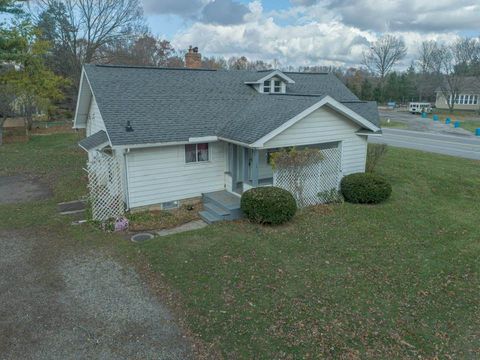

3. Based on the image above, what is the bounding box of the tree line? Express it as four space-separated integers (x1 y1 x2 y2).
1 0 479 138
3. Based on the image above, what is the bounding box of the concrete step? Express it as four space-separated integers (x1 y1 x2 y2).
204 202 230 217
202 191 244 221
203 191 240 211
199 210 223 224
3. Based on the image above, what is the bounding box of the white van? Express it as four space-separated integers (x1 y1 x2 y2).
409 102 432 114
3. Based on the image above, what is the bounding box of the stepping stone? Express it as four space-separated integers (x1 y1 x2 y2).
58 200 86 215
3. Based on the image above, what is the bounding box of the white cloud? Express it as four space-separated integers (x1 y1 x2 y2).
201 0 251 25
313 0 479 33
168 0 476 68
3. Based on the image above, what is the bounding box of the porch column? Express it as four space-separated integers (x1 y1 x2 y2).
251 149 259 187
231 144 238 189
243 148 249 182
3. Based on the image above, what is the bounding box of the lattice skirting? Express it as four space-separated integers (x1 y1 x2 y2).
273 147 342 207
87 151 124 221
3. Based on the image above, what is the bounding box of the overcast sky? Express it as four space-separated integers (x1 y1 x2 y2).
142 0 479 68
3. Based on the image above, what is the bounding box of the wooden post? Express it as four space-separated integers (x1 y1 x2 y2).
231 144 237 190
252 149 259 187
243 147 249 182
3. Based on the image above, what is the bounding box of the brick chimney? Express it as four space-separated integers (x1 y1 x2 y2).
185 46 202 69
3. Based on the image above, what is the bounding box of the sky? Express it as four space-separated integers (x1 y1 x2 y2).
142 0 480 68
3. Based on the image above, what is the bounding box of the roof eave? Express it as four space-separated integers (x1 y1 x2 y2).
250 95 381 148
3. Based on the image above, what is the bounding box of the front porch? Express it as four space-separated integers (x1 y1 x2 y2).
224 141 344 207
225 144 274 195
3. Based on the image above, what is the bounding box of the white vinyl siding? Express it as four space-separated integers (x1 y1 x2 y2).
258 150 272 179
126 142 226 208
263 106 367 175
86 97 106 136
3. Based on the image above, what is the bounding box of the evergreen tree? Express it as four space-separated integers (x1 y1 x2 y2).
360 78 373 101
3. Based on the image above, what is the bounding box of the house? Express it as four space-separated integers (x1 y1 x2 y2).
73 50 381 222
435 77 480 111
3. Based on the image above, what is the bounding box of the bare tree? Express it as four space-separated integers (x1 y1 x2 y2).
202 56 227 70
228 56 249 70
362 35 407 82
37 0 145 80
101 35 177 67
415 40 442 101
418 41 440 74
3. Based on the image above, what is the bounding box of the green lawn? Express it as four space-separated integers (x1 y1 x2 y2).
380 118 408 129
1 134 479 358
135 148 480 358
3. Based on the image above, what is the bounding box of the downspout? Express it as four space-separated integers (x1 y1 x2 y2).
123 148 131 210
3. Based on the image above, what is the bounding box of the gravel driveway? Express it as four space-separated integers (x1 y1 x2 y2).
0 229 192 359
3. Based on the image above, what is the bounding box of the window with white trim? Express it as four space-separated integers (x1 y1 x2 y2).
262 78 285 93
273 80 282 93
185 143 209 163
263 80 271 93
449 94 479 105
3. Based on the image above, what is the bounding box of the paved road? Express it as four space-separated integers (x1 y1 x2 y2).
369 128 480 160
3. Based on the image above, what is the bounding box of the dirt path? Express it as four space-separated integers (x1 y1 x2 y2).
0 228 193 359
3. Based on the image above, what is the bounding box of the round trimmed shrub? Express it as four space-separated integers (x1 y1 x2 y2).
241 187 297 225
340 173 392 204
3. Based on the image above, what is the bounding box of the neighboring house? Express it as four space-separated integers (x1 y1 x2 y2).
73 51 380 221
435 77 480 111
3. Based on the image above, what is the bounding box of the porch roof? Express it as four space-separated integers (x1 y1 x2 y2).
79 130 110 151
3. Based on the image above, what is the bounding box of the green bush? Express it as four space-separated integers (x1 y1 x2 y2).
241 187 297 225
340 173 392 204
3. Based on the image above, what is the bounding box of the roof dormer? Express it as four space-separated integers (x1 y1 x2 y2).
245 70 295 94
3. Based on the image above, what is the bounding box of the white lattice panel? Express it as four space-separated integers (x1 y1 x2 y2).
87 151 124 221
273 146 342 207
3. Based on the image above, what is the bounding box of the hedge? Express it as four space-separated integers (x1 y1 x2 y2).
340 173 392 204
241 187 297 225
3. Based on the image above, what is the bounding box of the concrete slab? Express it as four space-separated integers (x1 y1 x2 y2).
155 220 207 237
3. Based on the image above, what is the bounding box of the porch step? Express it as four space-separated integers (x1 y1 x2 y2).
204 202 230 217
199 210 223 224
203 190 240 211
202 190 243 222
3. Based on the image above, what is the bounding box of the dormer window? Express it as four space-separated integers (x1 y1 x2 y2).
262 78 285 93
245 70 295 94
263 80 271 93
273 80 282 93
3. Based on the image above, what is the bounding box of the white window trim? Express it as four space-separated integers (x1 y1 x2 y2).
449 94 479 105
262 77 286 94
184 142 211 164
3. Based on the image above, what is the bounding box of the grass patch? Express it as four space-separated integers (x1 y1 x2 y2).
135 149 480 358
1 133 479 358
380 118 408 129
0 133 88 230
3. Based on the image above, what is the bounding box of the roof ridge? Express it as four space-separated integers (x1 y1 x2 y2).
92 64 217 72
283 71 330 75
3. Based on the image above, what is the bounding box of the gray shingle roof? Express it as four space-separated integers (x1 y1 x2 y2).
78 130 109 150
83 64 379 146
